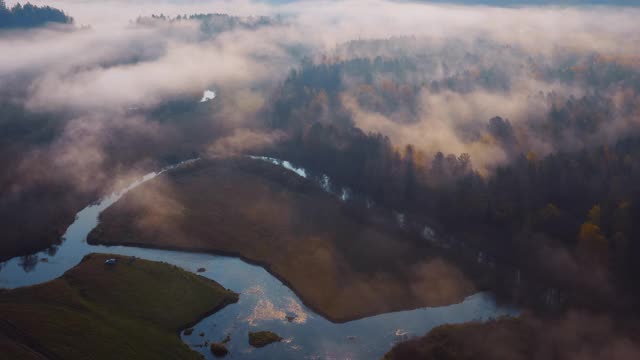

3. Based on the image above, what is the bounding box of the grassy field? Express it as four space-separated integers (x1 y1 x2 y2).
0 253 238 360
89 157 474 322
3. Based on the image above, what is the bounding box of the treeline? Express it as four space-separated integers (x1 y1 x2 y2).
269 57 420 129
273 115 640 313
541 54 640 91
0 1 73 30
135 13 277 36
270 55 640 150
264 55 640 312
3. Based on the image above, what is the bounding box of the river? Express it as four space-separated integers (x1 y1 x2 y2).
0 158 518 359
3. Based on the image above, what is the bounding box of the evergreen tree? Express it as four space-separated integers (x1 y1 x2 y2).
0 2 73 30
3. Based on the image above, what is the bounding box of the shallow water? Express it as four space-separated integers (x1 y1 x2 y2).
0 159 518 359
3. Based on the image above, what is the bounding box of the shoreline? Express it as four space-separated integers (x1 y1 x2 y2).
86 238 474 324
176 290 240 338
0 202 86 263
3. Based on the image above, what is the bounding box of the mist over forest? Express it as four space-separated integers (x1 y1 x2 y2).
2 0 640 359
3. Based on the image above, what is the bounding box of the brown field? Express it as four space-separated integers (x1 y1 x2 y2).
89 157 475 322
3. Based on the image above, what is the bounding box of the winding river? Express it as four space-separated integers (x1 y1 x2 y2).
0 159 519 359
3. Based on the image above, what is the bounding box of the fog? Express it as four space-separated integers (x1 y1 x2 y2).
1 0 639 218
4 1 639 107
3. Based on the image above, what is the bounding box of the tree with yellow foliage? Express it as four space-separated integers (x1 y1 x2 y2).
578 205 608 265
587 204 601 226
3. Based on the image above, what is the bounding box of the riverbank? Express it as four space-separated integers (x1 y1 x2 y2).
0 187 94 263
382 310 640 360
89 157 476 322
382 317 529 360
0 253 238 359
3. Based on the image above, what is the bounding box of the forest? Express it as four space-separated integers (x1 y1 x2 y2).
0 1 72 29
259 47 640 316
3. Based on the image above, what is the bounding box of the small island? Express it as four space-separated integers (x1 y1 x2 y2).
248 331 283 348
209 342 229 357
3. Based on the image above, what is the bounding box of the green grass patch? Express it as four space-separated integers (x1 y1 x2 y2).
0 254 238 360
